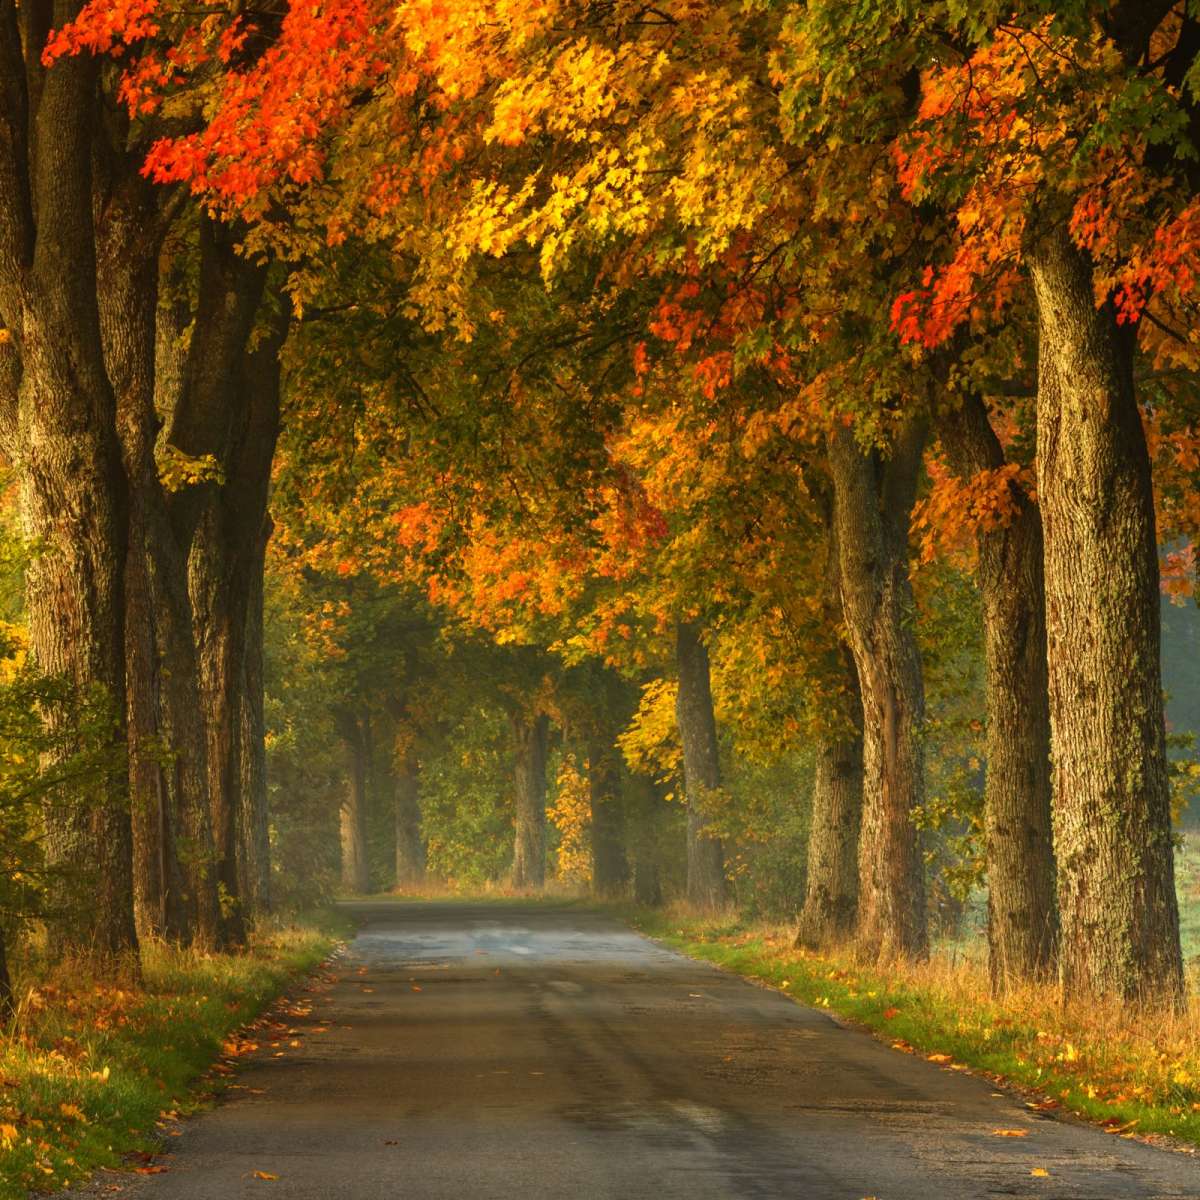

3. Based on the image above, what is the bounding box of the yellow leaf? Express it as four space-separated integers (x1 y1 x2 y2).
0 1123 18 1147
1031 1167 1050 1177
252 1171 279 1181
58 1104 87 1123
991 1128 1029 1137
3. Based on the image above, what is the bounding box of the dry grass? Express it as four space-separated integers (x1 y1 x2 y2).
0 918 339 1199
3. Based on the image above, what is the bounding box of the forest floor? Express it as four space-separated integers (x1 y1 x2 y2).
42 900 1200 1200
0 918 342 1200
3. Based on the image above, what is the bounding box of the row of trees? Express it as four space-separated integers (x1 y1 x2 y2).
1 0 1198 1013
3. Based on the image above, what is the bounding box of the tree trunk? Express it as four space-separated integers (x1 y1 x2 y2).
124 525 169 941
512 712 549 890
675 622 727 910
588 738 629 899
177 243 280 946
827 419 928 962
796 653 863 949
238 519 272 918
0 44 138 960
629 774 664 907
941 392 1057 989
338 712 370 895
98 175 221 951
1029 226 1184 1005
795 491 863 950
394 750 426 889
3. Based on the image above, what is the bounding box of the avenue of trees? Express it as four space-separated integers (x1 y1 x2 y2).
1 0 1200 1015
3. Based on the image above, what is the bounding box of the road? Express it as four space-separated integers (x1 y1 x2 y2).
82 902 1200 1199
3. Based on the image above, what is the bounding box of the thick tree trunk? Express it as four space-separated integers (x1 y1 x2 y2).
394 750 426 889
0 46 138 960
338 712 370 895
795 654 863 949
675 622 727 910
512 712 549 890
588 738 629 899
1029 227 1184 1005
827 420 928 962
941 393 1057 988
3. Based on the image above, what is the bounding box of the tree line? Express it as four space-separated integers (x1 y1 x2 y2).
1 0 1199 1014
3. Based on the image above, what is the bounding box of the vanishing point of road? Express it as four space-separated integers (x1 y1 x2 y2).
78 903 1200 1199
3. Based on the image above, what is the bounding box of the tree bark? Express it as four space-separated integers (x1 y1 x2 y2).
175 241 279 945
940 392 1058 988
97 169 223 951
795 652 863 949
0 32 137 960
394 749 426 889
1029 226 1184 1005
512 712 549 890
827 419 928 962
238 520 272 918
337 710 370 895
588 737 629 899
675 622 727 910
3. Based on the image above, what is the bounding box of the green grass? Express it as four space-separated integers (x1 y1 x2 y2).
0 916 342 1198
617 902 1200 1150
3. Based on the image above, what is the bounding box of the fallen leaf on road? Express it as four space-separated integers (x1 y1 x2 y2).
134 1166 168 1175
411 985 422 992
1103 1119 1139 1135
992 1129 1029 1138
252 1171 278 1180
1031 1168 1050 1177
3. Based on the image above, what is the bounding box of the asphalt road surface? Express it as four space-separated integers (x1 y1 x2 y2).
80 902 1200 1199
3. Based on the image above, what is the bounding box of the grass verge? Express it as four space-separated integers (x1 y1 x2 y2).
0 914 344 1199
619 904 1200 1151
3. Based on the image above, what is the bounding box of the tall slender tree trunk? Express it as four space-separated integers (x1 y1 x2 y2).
796 493 863 950
796 654 863 949
238 519 272 918
394 750 426 889
124 529 169 941
941 392 1057 989
827 419 928 962
98 175 221 951
675 622 727 910
1029 227 1184 1005
588 737 629 899
512 712 549 890
337 711 370 895
173 239 279 945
